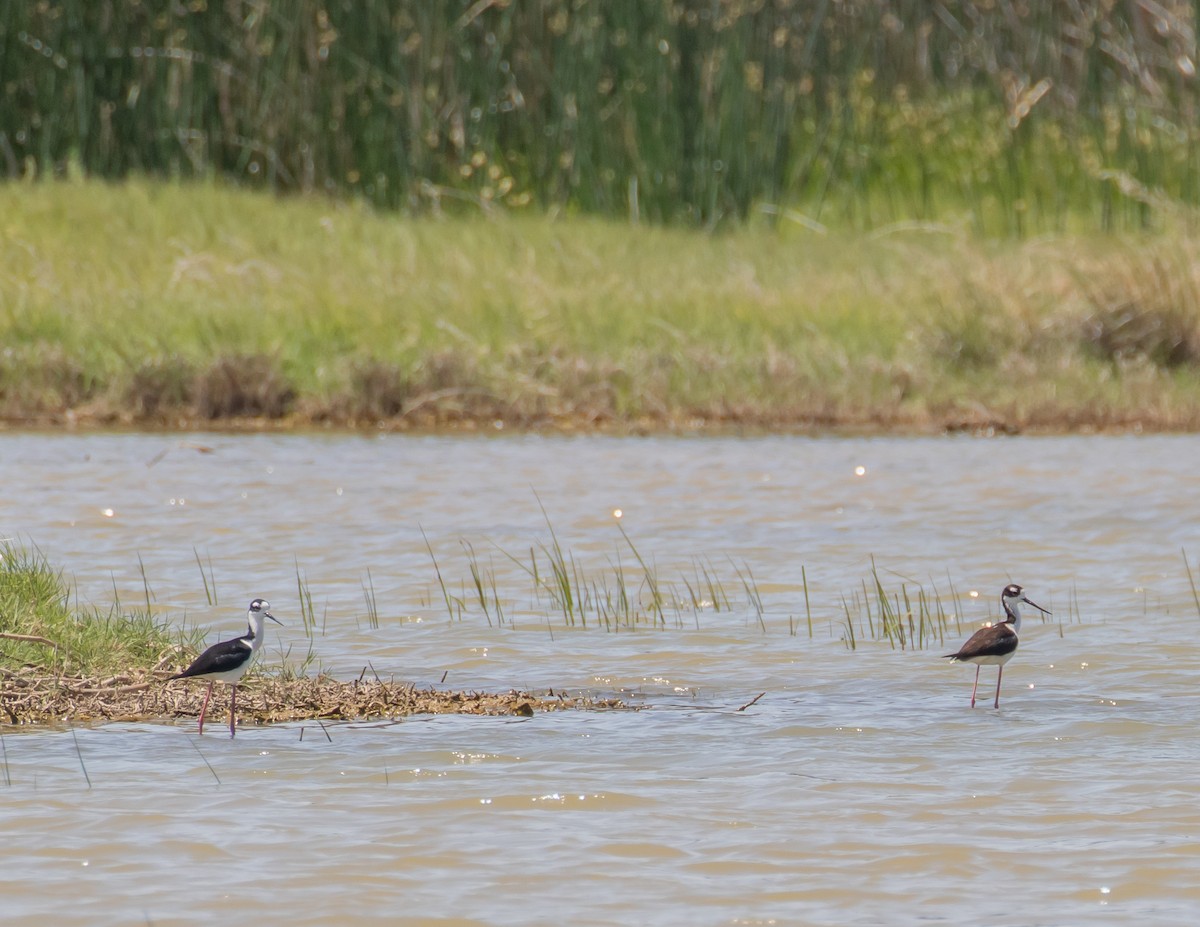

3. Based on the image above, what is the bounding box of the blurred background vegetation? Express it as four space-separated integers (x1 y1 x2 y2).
3 0 1199 234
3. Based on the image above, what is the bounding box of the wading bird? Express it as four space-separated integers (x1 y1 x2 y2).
170 598 281 736
944 584 1049 708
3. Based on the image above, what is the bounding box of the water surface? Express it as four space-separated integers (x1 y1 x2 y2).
2 433 1199 925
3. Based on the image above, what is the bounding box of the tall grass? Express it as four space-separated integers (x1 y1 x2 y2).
3 2 1198 232
0 543 197 676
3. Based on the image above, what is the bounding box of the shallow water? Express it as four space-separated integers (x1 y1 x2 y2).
3 432 1200 925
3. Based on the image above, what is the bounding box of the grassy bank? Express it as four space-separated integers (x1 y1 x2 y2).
4 178 1200 432
0 544 189 677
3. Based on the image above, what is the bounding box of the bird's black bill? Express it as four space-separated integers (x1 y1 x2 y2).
266 612 283 626
1024 596 1050 616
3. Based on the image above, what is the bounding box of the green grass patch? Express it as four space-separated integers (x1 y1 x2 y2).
0 544 198 677
4 179 1200 431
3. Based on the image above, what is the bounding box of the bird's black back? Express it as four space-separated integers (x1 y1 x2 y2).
943 623 1018 661
169 636 253 680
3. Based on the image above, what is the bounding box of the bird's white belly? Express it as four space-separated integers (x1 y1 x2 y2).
960 652 1015 666
205 665 252 683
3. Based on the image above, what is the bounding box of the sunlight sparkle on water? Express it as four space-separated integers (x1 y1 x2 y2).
854 465 866 476
9 431 1200 927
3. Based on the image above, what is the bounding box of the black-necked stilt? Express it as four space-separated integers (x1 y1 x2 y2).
943 584 1049 708
169 598 281 736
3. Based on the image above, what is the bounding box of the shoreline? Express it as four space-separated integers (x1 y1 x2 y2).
0 670 629 728
0 405 1184 437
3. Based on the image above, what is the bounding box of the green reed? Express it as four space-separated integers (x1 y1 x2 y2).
833 564 993 652
682 558 732 628
463 540 505 628
4 1 1198 233
539 497 582 627
731 560 766 634
281 561 320 678
802 565 813 639
360 568 381 631
193 547 218 606
616 523 666 629
840 594 857 652
1185 549 1200 620
70 729 92 790
136 552 154 616
294 560 321 638
454 516 745 633
421 525 457 623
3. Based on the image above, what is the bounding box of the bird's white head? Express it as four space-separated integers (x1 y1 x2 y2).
246 599 282 645
1000 584 1050 631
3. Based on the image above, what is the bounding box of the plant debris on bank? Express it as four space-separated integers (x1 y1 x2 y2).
0 667 626 727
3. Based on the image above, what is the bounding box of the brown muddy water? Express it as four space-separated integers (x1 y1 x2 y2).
2 432 1200 926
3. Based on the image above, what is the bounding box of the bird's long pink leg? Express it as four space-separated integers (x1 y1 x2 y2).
993 666 1003 709
970 665 980 708
229 685 237 737
198 681 214 735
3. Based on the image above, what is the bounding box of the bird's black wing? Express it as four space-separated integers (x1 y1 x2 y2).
171 639 251 679
943 624 1017 661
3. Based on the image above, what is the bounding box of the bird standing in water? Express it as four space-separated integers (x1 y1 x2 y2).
170 599 281 736
944 584 1049 708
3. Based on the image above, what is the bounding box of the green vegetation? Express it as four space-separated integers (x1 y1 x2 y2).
0 543 196 677
4 178 1200 431
2 1 1198 233
424 527 1078 649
